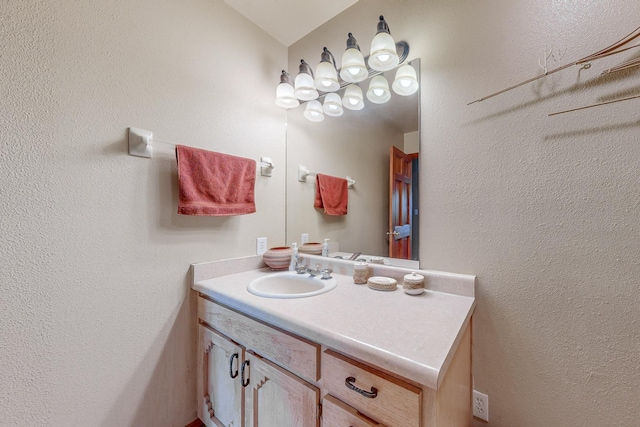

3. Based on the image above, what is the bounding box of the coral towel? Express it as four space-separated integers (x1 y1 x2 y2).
314 173 348 216
176 145 256 216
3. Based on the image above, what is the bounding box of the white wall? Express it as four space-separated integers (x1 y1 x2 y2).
404 131 419 154
0 1 286 426
289 1 640 426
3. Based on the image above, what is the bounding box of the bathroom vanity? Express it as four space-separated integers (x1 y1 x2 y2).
191 255 476 427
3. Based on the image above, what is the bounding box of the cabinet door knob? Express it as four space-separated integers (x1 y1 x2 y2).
229 353 239 379
345 376 378 398
241 360 250 387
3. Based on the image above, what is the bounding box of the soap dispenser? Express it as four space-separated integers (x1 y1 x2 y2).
322 238 330 257
289 243 299 271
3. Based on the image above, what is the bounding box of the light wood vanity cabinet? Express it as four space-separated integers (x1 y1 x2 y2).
197 296 321 427
197 295 472 427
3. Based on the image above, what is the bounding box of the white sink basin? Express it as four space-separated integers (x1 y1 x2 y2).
248 271 338 299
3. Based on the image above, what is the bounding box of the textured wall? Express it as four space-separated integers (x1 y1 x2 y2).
0 1 286 426
289 1 640 426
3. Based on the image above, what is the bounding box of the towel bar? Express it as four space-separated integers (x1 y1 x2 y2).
127 127 274 174
298 165 355 188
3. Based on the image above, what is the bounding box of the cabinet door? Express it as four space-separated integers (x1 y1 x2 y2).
244 352 320 427
198 324 244 427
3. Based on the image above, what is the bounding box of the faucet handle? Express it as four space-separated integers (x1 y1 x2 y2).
321 268 333 280
295 260 307 274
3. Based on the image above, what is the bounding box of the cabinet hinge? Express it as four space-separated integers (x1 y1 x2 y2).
317 403 322 418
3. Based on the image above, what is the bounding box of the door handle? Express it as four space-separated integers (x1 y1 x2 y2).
241 360 250 387
229 353 239 379
386 231 400 236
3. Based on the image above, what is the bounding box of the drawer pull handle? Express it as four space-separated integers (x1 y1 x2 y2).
345 376 378 398
241 360 250 387
229 353 239 379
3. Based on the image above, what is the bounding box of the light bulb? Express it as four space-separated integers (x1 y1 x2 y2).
342 84 364 110
369 16 400 71
314 49 339 92
340 33 368 83
303 100 325 122
366 75 391 104
323 92 343 117
392 63 419 96
275 75 299 109
294 60 319 101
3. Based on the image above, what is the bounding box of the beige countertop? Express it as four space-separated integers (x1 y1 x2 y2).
192 255 475 390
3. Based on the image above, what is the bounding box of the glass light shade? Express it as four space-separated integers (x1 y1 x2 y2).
275 82 300 109
340 48 368 83
294 72 319 101
392 64 419 96
366 75 391 104
303 100 325 122
369 32 399 71
323 93 344 117
314 61 339 92
342 84 364 110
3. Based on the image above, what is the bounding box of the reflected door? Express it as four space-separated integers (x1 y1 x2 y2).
389 146 416 259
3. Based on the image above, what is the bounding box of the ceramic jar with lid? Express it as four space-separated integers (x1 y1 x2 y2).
353 262 370 284
403 272 425 295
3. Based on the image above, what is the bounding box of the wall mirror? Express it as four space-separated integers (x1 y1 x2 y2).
285 59 420 268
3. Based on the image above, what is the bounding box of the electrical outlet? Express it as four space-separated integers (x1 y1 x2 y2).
256 237 267 255
301 233 309 244
473 390 489 422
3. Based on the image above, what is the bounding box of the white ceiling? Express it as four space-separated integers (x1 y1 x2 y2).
225 0 359 46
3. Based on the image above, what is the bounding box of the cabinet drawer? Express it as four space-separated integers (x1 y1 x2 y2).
322 395 387 426
322 350 421 427
198 296 320 382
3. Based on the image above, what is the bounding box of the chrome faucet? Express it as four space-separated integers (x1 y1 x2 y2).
295 262 333 279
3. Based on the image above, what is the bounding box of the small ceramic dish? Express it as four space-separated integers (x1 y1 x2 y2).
367 276 398 291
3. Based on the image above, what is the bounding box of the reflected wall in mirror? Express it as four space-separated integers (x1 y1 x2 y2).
286 59 420 267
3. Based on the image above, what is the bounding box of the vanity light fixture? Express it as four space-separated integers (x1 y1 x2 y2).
392 63 419 96
366 75 391 104
275 15 416 121
314 48 340 92
323 93 344 117
294 60 319 101
303 100 325 122
342 84 364 111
